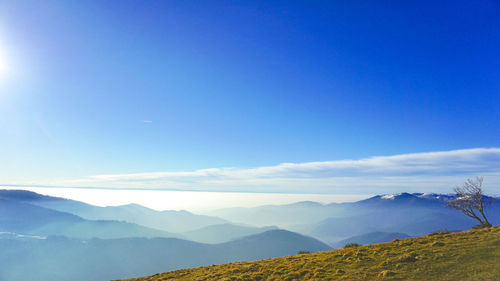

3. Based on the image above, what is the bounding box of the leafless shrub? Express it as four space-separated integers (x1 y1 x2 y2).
446 177 494 228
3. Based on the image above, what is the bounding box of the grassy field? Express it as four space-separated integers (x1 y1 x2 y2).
119 227 500 281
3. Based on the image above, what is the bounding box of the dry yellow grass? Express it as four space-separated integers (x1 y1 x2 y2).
119 227 500 281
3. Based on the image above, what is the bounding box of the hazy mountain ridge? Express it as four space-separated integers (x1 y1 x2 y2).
0 190 287 243
0 229 331 281
1 189 499 281
210 192 500 242
182 224 279 244
3 190 498 238
0 198 180 239
0 190 226 233
2 189 498 243
310 208 479 243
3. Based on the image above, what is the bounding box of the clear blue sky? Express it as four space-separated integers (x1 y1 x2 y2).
0 0 498 187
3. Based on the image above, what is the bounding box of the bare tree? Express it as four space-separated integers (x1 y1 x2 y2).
446 177 493 228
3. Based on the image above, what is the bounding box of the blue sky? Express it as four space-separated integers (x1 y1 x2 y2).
0 1 499 194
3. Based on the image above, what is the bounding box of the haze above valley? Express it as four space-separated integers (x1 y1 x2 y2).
0 186 369 212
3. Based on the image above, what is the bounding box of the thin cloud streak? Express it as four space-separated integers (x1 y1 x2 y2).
42 148 500 194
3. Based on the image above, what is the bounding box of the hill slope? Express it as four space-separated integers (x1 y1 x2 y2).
119 227 500 281
332 231 411 248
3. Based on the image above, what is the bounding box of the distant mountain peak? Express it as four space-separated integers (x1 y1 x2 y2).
357 192 451 207
287 201 324 207
376 192 453 201
380 194 400 200
372 192 415 200
117 203 153 210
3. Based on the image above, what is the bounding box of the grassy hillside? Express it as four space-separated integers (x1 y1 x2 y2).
119 227 500 281
332 232 411 248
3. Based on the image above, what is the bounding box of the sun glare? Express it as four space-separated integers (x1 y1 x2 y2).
0 53 6 78
0 45 11 79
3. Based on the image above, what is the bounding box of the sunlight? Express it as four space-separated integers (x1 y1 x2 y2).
0 61 5 78
0 50 7 79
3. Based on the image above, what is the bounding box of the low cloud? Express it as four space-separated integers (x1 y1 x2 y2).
44 148 500 194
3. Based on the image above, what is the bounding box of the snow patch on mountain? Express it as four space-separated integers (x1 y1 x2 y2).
0 232 47 240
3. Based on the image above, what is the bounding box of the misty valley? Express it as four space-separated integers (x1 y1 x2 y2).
1 189 499 281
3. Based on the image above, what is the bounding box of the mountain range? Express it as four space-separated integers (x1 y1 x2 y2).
0 197 179 239
0 190 225 233
0 189 498 280
209 192 500 243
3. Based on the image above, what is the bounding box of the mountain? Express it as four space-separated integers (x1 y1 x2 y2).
0 229 331 281
210 192 500 242
0 198 81 232
309 208 480 243
0 190 227 233
355 192 460 208
4 189 499 242
332 231 411 248
182 223 279 244
208 201 353 230
0 198 179 239
213 229 331 261
117 227 500 281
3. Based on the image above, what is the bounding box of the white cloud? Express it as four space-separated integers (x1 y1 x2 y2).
32 148 500 194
